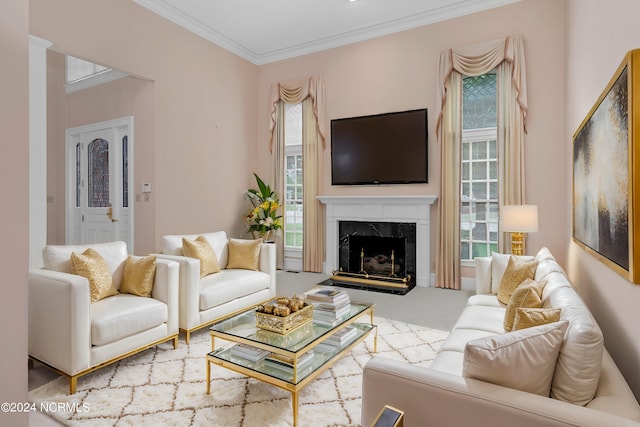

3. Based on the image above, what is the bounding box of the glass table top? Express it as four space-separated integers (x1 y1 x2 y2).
209 302 373 353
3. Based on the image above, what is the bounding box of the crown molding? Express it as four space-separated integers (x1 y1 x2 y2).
134 0 521 65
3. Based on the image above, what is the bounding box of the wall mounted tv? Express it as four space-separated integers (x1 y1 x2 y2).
330 108 428 185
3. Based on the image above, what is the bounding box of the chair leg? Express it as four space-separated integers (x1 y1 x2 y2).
185 330 190 345
69 376 77 394
173 336 178 349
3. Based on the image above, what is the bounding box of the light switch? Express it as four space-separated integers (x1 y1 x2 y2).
142 183 151 193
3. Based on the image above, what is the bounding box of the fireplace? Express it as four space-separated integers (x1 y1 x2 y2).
318 195 438 291
332 221 417 292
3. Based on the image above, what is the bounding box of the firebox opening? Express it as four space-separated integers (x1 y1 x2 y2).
328 220 416 294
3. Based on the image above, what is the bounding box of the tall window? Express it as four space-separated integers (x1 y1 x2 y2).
460 73 498 261
284 103 303 249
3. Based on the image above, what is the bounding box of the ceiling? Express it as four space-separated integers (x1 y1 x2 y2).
133 0 521 65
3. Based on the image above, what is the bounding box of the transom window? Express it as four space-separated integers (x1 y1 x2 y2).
461 73 498 261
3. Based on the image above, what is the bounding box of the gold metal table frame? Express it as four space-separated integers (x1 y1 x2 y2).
205 299 377 427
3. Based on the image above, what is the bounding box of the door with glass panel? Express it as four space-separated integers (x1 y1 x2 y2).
66 117 133 250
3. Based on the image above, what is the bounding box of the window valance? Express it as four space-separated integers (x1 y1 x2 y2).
269 76 326 152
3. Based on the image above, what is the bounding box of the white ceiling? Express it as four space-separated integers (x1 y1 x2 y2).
133 0 521 65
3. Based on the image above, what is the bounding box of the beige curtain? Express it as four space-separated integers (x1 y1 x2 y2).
269 76 327 152
302 98 325 272
272 101 285 269
436 70 463 289
269 77 327 272
435 35 528 290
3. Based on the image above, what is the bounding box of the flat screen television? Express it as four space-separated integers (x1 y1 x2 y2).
330 108 428 185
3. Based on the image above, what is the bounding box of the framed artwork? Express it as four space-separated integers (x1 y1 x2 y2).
573 49 640 284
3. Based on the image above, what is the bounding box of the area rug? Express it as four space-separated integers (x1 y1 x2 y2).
29 317 448 427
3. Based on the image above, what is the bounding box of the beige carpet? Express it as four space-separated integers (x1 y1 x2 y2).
29 317 447 427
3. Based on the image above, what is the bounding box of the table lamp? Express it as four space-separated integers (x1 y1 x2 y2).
500 205 538 255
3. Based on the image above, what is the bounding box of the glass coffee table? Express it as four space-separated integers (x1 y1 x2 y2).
206 298 376 427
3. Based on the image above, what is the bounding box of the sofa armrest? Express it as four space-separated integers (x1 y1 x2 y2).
259 242 276 297
154 254 200 331
150 258 179 335
28 269 91 376
362 357 640 427
475 256 492 294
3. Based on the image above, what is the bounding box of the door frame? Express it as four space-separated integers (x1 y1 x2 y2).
65 116 134 251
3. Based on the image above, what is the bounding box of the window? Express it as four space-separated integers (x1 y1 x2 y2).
65 56 127 94
284 103 303 249
461 73 498 261
87 138 110 208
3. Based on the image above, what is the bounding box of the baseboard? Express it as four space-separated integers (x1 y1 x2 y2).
429 273 476 292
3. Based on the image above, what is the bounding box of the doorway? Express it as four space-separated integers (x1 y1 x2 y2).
66 117 134 251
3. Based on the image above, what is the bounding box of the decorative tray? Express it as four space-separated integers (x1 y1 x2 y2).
256 296 314 334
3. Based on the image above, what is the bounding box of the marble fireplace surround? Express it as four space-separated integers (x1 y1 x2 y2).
317 195 438 287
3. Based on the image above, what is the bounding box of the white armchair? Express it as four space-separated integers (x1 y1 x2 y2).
29 241 179 394
157 231 276 343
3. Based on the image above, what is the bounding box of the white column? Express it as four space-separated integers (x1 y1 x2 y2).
29 35 52 268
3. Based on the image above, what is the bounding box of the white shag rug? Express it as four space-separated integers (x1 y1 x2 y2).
29 317 448 427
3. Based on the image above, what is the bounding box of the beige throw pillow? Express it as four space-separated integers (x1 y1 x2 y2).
503 278 546 331
513 307 561 331
120 255 157 297
497 256 538 305
227 238 262 270
463 320 569 397
182 236 220 277
71 248 119 303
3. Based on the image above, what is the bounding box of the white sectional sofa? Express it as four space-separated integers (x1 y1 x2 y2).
362 247 640 427
157 231 276 343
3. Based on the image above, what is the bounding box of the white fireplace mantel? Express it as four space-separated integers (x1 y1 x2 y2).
317 195 438 287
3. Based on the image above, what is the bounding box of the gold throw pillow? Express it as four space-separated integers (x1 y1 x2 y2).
120 255 157 297
497 256 538 305
513 307 562 331
182 236 220 277
227 238 262 271
71 248 119 303
503 278 545 331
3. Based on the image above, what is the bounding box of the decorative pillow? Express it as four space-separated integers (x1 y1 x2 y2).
490 253 535 294
182 236 220 277
227 238 262 270
120 255 157 297
463 320 569 397
503 278 546 331
513 307 562 331
71 248 119 303
497 256 538 305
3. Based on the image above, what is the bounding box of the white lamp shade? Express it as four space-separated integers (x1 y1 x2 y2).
500 205 539 232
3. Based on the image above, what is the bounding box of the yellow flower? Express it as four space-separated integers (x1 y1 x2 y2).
270 202 279 211
261 201 270 210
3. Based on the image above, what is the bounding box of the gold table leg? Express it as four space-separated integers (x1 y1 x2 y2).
206 358 211 394
292 391 299 427
370 308 378 352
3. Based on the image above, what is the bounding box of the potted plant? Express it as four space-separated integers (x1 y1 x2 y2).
245 173 282 242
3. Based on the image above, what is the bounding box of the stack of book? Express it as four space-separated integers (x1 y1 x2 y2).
263 350 314 373
306 288 351 326
315 326 358 353
230 343 271 362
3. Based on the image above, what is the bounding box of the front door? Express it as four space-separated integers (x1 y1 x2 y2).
66 117 133 250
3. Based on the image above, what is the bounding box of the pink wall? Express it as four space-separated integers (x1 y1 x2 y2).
31 0 259 252
256 0 567 274
565 0 640 399
0 1 29 425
